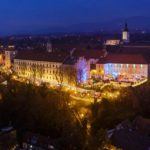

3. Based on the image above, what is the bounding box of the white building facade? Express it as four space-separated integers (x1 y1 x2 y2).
96 54 149 81
11 50 150 85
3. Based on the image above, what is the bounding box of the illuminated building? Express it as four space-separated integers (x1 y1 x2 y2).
0 53 5 65
5 49 17 69
13 49 106 85
122 23 130 44
6 23 150 85
106 40 120 46
105 23 130 46
73 49 106 80
97 54 149 81
14 50 70 85
13 47 150 85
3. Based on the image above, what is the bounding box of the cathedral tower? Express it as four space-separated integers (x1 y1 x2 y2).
122 23 130 44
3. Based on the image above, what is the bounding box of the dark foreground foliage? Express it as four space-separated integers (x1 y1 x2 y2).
0 78 150 149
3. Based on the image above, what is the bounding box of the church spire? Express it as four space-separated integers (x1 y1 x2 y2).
124 22 129 32
122 22 130 44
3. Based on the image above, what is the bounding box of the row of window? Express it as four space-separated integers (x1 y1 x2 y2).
105 70 147 75
105 68 146 72
105 64 145 69
15 61 60 68
16 68 60 75
19 72 58 80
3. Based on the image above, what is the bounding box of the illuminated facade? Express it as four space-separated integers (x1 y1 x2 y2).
13 50 106 85
11 48 150 85
0 53 5 65
13 50 69 85
13 50 91 85
103 63 148 79
106 40 120 46
14 59 63 84
97 54 149 81
5 49 17 69
122 23 130 43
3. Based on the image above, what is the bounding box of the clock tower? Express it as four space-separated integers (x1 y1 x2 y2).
122 23 130 44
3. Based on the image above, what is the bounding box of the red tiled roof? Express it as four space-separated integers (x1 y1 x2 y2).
74 49 105 59
121 46 150 53
15 50 68 63
15 49 105 63
107 45 150 54
98 53 148 64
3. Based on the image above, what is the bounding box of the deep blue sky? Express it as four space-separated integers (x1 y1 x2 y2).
0 0 150 35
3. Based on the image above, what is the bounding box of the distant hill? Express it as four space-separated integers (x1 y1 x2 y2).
2 16 150 36
44 16 150 34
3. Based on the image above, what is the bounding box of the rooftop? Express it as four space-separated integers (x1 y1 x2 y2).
112 128 150 150
23 132 58 150
74 49 105 59
107 45 150 54
15 50 69 63
98 53 148 64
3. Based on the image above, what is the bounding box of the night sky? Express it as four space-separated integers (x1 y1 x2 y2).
0 0 150 35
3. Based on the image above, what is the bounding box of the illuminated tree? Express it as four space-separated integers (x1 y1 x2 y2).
76 57 88 83
20 62 27 76
30 63 37 83
36 64 45 80
64 66 78 86
55 65 64 89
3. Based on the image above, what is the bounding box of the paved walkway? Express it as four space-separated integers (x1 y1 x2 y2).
132 79 148 87
70 94 93 102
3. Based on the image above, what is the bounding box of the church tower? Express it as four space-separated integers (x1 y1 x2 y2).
122 23 130 44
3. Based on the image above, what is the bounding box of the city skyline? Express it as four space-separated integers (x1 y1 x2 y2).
0 0 150 35
0 1 150 148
